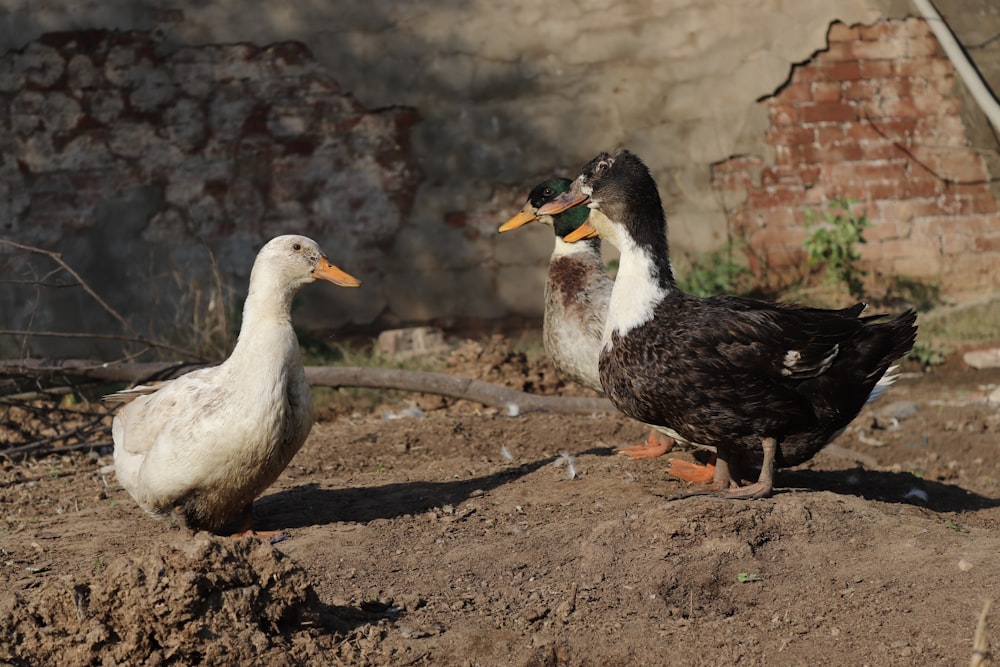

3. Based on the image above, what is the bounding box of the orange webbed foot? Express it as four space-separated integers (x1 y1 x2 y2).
617 431 675 460
666 454 717 485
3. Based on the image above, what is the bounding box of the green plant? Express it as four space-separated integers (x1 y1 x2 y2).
803 198 870 300
677 246 752 297
909 342 949 368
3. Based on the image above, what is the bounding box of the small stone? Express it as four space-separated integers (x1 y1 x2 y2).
958 558 974 572
964 348 1000 369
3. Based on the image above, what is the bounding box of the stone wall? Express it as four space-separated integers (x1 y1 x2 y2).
0 31 417 356
712 18 1000 300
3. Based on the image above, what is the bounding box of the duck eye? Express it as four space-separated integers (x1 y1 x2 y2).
595 158 612 176
543 188 553 197
293 243 302 251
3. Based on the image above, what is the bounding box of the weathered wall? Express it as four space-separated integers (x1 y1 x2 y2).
0 31 418 357
1 0 998 356
713 18 1000 300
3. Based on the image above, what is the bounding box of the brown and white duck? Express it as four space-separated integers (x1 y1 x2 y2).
106 235 361 533
499 178 713 478
538 150 917 499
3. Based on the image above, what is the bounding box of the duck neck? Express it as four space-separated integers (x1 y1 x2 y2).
229 269 300 363
552 236 603 265
603 229 675 345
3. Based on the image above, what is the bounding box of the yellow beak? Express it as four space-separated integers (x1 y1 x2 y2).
498 203 539 232
563 220 599 243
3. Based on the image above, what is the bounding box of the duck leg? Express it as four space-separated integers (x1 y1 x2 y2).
672 448 740 498
617 430 675 459
229 502 282 538
713 437 777 500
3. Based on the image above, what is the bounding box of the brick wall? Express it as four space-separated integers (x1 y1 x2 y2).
712 18 1000 300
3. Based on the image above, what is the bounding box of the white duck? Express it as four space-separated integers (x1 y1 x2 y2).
107 235 360 535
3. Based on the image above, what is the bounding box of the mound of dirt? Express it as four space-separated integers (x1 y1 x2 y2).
0 535 332 665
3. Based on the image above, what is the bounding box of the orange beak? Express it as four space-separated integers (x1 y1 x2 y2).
498 203 539 232
312 257 361 287
563 220 599 243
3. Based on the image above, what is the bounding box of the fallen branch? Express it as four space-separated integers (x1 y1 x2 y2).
1 359 617 415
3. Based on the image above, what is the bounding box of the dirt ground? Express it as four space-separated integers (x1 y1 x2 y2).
2 335 1000 666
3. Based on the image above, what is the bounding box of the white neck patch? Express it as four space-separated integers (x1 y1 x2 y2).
552 236 594 257
603 233 668 345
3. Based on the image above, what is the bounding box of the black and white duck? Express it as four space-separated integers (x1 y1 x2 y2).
107 235 361 534
499 178 713 480
537 150 917 499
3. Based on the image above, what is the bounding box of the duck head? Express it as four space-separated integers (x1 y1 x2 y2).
253 235 361 292
498 177 599 242
537 151 669 254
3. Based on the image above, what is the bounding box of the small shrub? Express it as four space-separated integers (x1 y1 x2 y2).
677 246 752 297
803 198 870 300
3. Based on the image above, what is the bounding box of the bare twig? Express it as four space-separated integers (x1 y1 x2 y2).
2 358 617 415
0 240 139 337
971 599 993 667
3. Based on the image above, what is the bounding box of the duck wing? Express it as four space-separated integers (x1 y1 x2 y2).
111 367 227 456
708 297 868 382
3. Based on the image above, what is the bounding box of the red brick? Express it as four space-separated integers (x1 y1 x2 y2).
974 235 1000 252
950 182 991 197
893 57 940 78
912 215 996 239
865 215 912 241
878 237 941 258
827 22 861 43
821 142 865 163
799 101 858 123
956 193 998 215
815 125 846 144
821 60 863 81
778 82 812 103
822 42 857 62
908 35 941 58
769 102 799 125
849 37 909 60
858 140 902 160
798 165 822 185
803 182 832 204
876 117 917 139
875 198 947 222
854 159 910 182
929 153 989 183
747 184 805 208
768 125 816 147
899 177 945 199
903 18 932 38
860 59 895 79
812 81 842 102
876 97 923 118
865 181 900 201
859 21 906 41
890 255 943 278
790 65 825 84
878 78 914 100
842 79 879 101
841 121 881 141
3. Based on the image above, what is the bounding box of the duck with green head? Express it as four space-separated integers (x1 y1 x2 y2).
499 178 714 481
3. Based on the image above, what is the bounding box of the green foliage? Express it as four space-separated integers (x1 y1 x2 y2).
677 246 752 297
803 198 870 300
909 342 948 368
